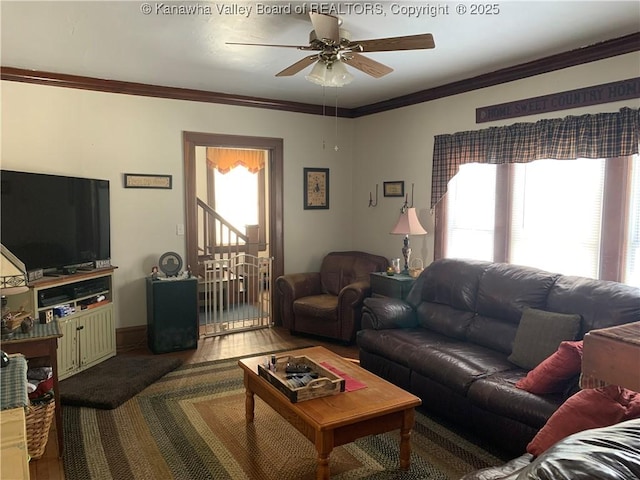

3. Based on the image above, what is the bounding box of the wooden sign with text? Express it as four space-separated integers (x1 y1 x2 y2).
476 78 639 123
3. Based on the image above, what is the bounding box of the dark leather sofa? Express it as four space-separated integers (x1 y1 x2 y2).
461 418 640 480
276 251 388 344
357 258 640 455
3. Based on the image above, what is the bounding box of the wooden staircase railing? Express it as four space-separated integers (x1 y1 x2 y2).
196 198 259 269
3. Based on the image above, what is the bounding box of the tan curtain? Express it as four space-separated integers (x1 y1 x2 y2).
206 148 265 174
431 107 640 210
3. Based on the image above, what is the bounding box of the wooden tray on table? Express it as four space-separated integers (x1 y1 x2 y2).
257 354 345 402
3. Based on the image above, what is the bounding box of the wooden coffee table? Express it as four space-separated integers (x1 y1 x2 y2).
238 346 421 480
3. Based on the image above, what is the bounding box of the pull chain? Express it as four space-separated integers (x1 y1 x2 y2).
322 86 326 150
334 87 339 151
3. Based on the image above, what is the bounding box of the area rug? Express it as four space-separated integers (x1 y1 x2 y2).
59 354 183 409
62 354 506 480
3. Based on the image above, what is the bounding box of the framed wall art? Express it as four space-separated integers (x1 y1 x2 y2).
124 173 172 189
383 181 404 197
303 168 329 210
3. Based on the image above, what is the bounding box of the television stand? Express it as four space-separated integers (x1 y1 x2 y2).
6 267 117 381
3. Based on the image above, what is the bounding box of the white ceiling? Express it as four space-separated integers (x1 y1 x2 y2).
2 1 639 109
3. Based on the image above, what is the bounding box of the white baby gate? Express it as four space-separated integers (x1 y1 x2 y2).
200 254 272 336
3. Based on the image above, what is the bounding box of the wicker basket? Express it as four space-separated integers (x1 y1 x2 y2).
25 400 55 460
408 258 424 278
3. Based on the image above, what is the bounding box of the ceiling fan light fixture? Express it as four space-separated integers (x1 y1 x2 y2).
230 12 434 84
305 60 353 87
305 61 329 86
329 60 353 86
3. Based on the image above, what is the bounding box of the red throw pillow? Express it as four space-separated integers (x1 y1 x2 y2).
527 385 640 456
516 341 583 394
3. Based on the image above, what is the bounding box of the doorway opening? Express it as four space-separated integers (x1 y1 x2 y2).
183 132 284 335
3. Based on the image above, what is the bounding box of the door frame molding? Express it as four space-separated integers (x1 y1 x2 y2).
182 131 284 324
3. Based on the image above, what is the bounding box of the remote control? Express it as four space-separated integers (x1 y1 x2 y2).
286 372 318 379
285 363 311 374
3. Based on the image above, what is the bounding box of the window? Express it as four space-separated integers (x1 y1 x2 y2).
626 155 640 287
214 166 259 232
446 163 496 261
442 155 638 285
510 159 604 278
195 145 268 252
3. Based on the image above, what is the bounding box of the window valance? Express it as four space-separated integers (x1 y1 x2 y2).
206 148 266 174
431 107 640 210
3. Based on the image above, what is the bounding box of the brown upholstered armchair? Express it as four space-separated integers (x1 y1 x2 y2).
276 251 389 344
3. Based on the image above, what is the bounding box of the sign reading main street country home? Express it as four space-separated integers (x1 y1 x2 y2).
476 78 639 123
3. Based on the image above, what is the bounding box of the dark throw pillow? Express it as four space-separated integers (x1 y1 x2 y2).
508 307 581 370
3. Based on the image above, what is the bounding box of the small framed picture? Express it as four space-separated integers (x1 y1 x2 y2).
124 173 172 189
303 168 329 210
383 181 404 197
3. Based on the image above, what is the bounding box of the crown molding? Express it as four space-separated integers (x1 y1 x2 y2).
2 32 638 118
0 67 353 118
351 32 640 117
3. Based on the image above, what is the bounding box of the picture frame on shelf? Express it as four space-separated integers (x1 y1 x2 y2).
383 181 404 197
303 168 329 210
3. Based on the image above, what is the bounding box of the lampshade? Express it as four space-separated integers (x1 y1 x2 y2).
390 208 427 274
305 60 354 87
0 244 28 295
390 208 428 236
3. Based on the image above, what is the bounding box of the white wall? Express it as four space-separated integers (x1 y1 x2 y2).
1 82 355 328
352 52 640 266
2 52 638 329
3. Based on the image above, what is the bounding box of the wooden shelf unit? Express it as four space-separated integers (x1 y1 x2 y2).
7 267 117 380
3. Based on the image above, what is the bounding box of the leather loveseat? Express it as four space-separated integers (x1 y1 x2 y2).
276 251 388 344
357 258 640 455
461 418 640 480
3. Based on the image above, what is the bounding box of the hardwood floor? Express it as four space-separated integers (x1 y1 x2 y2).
29 326 359 480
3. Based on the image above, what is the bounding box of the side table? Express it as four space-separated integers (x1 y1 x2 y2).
582 321 640 392
146 277 198 354
370 272 416 301
1 321 63 456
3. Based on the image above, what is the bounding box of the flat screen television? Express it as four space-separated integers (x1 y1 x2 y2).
1 170 111 273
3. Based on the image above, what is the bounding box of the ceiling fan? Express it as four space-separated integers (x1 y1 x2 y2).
227 12 435 86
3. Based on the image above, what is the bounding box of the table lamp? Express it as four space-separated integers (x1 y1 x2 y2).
1 244 28 295
1 244 29 339
390 208 427 274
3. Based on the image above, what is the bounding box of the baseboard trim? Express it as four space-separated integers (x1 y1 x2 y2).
116 325 147 353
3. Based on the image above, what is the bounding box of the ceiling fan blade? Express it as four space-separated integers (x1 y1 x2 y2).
343 53 393 78
309 12 340 43
226 41 310 49
350 33 435 52
275 55 319 77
